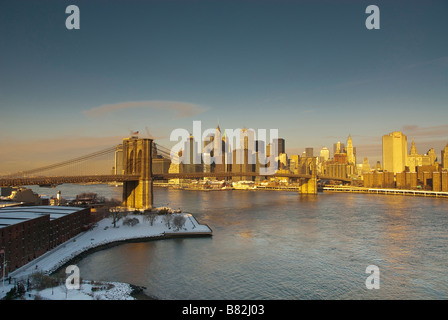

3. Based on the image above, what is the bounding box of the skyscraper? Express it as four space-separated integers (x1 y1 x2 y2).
319 147 330 162
273 138 285 155
346 134 356 165
333 141 345 157
382 131 407 173
442 143 448 170
305 148 314 158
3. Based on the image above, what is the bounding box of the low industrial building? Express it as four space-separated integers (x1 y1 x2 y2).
0 206 90 277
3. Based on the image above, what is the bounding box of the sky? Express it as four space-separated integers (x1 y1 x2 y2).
0 0 447 173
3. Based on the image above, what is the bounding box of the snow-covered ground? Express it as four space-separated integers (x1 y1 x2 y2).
26 281 136 300
1 211 212 300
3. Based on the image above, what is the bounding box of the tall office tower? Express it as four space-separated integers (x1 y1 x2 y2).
255 140 265 154
382 131 408 173
319 147 330 162
183 134 201 172
273 138 285 155
305 148 314 158
442 143 448 169
213 124 222 161
241 129 255 153
214 125 227 173
203 132 214 168
346 134 356 165
231 129 256 180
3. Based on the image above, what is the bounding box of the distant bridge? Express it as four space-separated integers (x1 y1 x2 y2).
0 137 352 209
0 173 349 187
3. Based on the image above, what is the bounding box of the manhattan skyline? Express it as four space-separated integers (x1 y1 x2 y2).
1 0 447 173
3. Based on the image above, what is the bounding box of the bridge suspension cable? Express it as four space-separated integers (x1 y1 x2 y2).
3 145 118 178
154 143 179 162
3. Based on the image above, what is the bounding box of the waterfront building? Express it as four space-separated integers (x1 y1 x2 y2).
328 163 347 179
0 206 90 277
382 131 408 174
442 171 448 192
363 171 395 188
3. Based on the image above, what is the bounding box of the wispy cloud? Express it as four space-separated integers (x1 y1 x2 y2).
83 100 207 118
402 124 448 139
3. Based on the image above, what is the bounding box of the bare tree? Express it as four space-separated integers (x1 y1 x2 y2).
144 211 158 226
172 215 186 231
123 217 140 227
109 207 127 228
162 214 173 229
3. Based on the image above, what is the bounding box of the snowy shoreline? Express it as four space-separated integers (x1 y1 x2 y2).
1 212 212 300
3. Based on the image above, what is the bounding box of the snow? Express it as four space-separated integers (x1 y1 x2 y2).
26 281 135 300
1 211 212 300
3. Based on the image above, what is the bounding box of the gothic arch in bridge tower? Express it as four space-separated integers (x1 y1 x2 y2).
128 150 135 174
136 150 143 174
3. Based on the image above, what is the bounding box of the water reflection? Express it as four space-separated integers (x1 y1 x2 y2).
69 187 448 299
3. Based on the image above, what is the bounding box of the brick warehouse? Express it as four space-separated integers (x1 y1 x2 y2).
0 206 90 277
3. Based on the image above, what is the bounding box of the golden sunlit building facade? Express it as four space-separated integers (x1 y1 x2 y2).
382 131 407 174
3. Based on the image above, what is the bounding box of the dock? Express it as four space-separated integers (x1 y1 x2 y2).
323 185 448 198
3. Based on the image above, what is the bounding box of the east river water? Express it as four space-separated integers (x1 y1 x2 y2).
30 184 448 299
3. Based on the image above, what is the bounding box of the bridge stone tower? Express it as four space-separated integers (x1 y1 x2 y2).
299 159 317 195
122 137 153 210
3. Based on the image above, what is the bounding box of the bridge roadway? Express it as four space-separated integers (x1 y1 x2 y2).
0 173 350 187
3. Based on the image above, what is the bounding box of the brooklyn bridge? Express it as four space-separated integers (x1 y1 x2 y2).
0 137 351 210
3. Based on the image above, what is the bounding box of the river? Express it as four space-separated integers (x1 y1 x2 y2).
29 184 448 299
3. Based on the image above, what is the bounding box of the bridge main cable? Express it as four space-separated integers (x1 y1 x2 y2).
2 145 118 178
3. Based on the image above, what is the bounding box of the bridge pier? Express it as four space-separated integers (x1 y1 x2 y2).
299 176 317 194
122 137 153 210
298 159 317 195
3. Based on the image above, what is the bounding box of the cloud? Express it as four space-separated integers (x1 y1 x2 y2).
83 100 207 119
401 124 448 139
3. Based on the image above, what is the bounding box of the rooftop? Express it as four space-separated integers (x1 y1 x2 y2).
0 206 86 228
